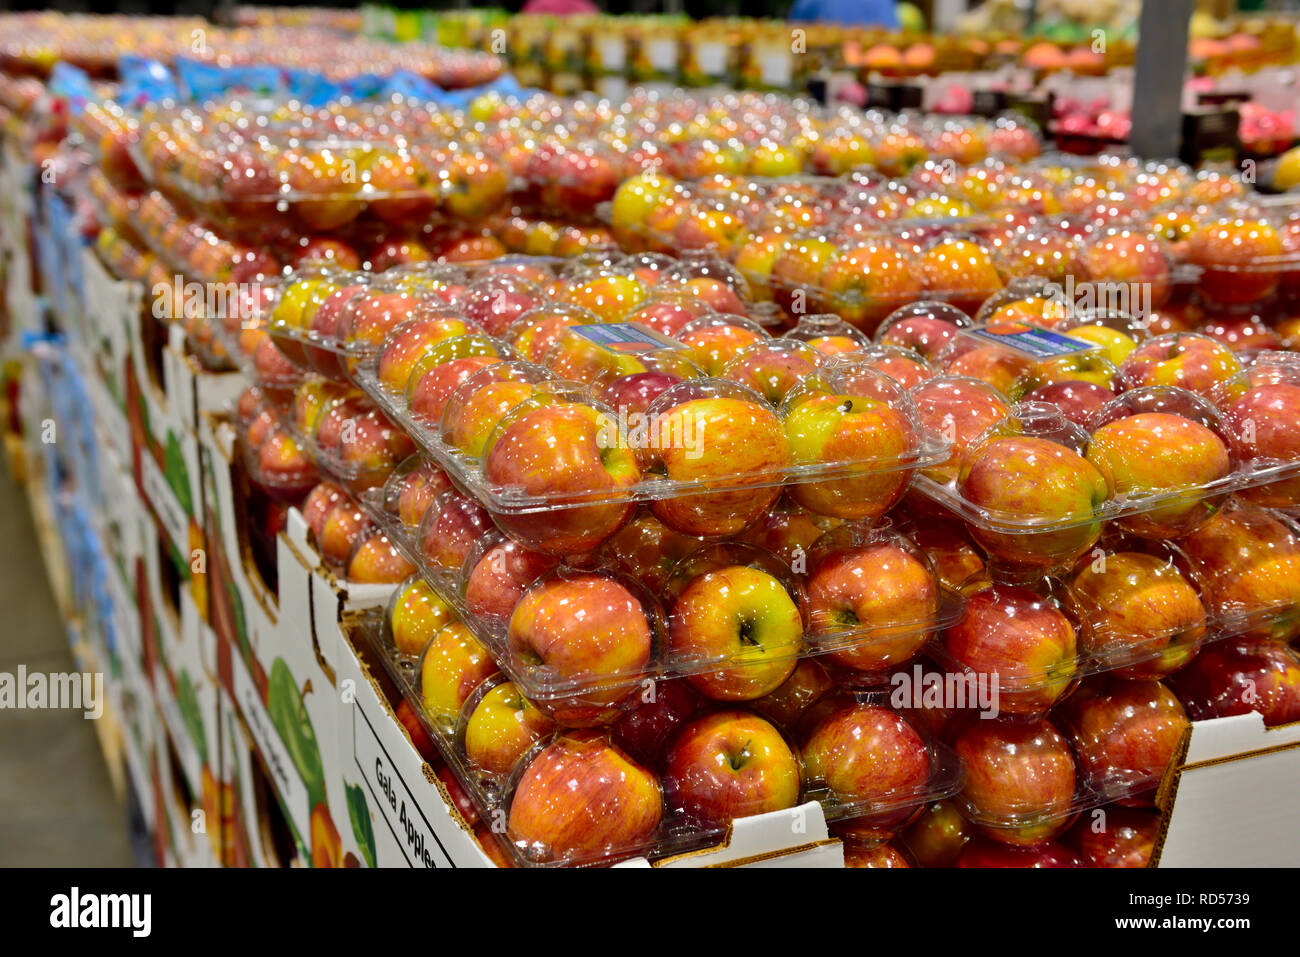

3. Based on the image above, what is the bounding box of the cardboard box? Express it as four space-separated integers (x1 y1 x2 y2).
1154 713 1300 867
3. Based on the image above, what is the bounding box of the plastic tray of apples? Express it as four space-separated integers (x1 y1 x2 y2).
344 272 950 526
351 594 965 868
132 101 513 228
262 258 569 382
360 455 966 705
907 341 1300 560
941 687 1183 855
236 377 417 495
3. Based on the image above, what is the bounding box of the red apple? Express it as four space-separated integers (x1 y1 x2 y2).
1069 805 1159 868
662 710 803 827
953 717 1077 846
1168 638 1300 727
802 702 930 827
483 400 639 553
808 538 937 672
1061 678 1190 803
959 435 1109 569
463 538 559 626
508 574 654 726
507 732 662 865
942 584 1077 716
957 836 1084 867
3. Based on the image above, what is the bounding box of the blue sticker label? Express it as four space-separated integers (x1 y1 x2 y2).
966 325 1093 359
570 323 686 354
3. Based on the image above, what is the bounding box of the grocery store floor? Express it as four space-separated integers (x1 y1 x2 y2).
0 466 136 866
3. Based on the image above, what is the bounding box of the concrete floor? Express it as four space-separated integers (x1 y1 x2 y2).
0 466 136 866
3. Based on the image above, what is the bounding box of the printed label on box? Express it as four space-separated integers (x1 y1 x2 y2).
967 325 1092 359
571 322 686 353
352 701 454 868
232 649 311 839
141 450 190 557
159 683 201 789
107 559 141 668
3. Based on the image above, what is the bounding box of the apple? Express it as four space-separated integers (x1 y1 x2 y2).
507 731 662 864
1023 380 1116 427
611 679 705 766
1199 317 1282 356
808 539 937 672
338 407 416 484
600 371 688 418
508 573 654 726
610 171 679 240
375 314 476 394
1178 505 1300 642
952 717 1077 846
365 150 436 223
409 350 504 425
802 702 930 827
957 837 1083 868
396 698 438 764
1081 228 1172 310
721 340 823 407
677 316 766 377
876 301 972 362
562 272 647 323
662 710 802 827
670 564 803 702
347 532 415 584
919 237 1003 315
464 538 559 626
1117 333 1243 400
483 399 639 554
818 236 921 334
904 517 986 591
389 577 455 658
1064 323 1139 366
439 367 540 458
844 842 910 868
1222 381 1300 508
782 368 919 521
749 658 834 732
859 346 934 390
771 235 840 316
912 375 1012 486
1085 412 1231 539
255 431 318 499
505 304 600 363
1060 678 1189 803
459 275 544 337
939 337 1035 396
1168 638 1300 728
900 799 972 867
392 461 452 529
676 275 751 317
647 389 792 537
419 492 493 571
301 481 346 540
943 582 1077 715
959 435 1109 569
463 680 556 777
420 621 500 725
1191 216 1284 305
1070 805 1159 868
1065 550 1205 679
600 511 705 596
318 499 373 570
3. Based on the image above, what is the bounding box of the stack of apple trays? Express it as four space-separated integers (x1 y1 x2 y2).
113 90 1300 867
